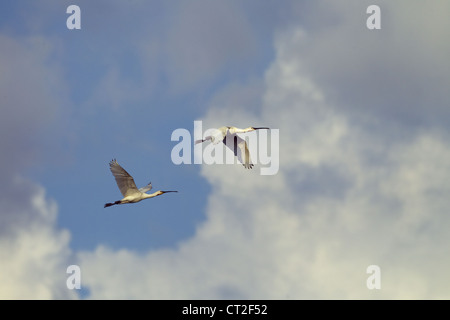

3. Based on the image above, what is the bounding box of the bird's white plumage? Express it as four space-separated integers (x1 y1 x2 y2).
104 159 177 208
211 127 228 144
234 134 253 169
138 182 152 193
196 126 269 169
223 133 253 169
109 159 140 197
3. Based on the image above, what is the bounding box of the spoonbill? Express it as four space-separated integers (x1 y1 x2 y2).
195 126 270 169
104 159 177 208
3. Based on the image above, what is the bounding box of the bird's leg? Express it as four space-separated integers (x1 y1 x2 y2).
104 200 122 208
195 136 212 144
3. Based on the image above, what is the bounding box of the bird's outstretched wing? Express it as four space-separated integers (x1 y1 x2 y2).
139 182 152 193
109 159 140 197
224 135 254 169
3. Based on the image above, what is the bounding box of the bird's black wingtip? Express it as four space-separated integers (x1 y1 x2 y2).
109 158 117 166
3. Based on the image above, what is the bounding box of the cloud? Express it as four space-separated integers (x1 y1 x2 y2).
286 0 450 128
0 34 76 299
0 181 76 299
3 1 447 300
164 0 258 92
77 1 450 299
0 35 62 170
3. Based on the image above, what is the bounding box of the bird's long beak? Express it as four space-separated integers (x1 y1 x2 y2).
161 191 178 193
253 127 270 130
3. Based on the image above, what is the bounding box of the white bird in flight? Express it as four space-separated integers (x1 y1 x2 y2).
195 126 270 169
104 159 177 208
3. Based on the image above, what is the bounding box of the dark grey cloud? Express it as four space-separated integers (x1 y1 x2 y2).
0 35 61 229
0 34 75 299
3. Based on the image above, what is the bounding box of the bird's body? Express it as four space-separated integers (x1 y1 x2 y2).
104 159 177 208
195 126 270 169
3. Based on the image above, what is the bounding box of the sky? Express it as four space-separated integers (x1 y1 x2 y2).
1 0 450 299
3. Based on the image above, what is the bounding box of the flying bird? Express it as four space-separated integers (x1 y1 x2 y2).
104 159 177 208
195 126 270 169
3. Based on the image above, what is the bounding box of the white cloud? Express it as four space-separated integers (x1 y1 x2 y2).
0 181 76 300
78 2 450 299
